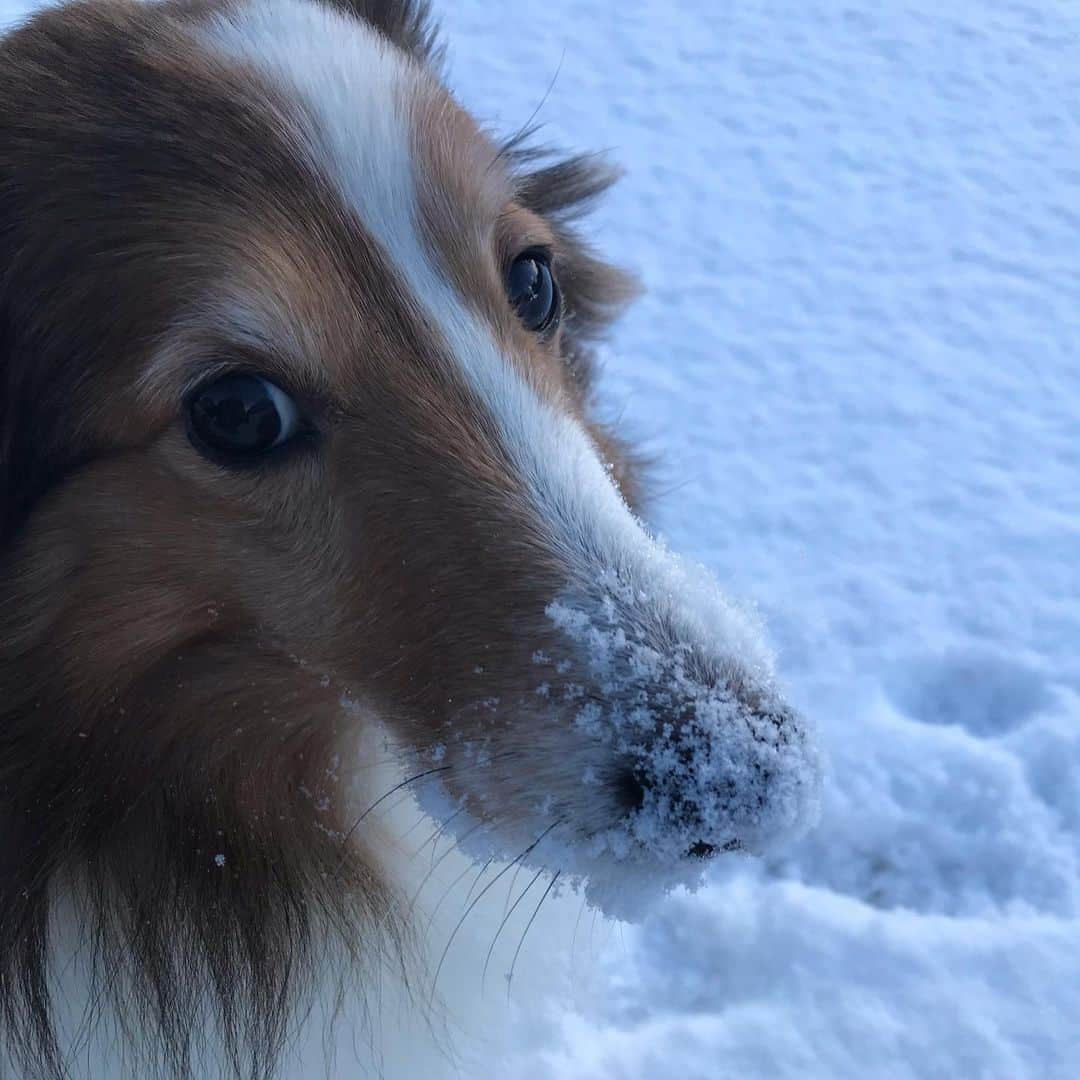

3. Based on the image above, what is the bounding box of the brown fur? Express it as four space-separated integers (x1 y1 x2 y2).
0 0 640 1076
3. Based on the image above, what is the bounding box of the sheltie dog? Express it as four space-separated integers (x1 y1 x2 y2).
0 1 821 1075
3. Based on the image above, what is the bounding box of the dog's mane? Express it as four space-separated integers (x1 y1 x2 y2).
0 2 637 1076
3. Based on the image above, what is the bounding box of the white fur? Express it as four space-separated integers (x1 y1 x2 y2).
205 0 422 283
34 792 581 1080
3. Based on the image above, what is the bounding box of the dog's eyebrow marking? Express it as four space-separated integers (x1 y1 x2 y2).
137 287 330 411
201 0 773 677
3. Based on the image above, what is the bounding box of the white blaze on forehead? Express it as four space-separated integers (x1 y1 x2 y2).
201 0 772 677
203 0 420 265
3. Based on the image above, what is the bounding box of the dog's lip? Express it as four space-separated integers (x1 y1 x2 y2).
686 838 742 859
573 830 742 863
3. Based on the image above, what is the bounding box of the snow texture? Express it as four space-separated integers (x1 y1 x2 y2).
2 0 1077 1076
543 586 820 915
410 564 823 923
430 1 1080 1077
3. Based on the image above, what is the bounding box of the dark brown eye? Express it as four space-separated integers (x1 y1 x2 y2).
507 250 560 334
187 372 300 461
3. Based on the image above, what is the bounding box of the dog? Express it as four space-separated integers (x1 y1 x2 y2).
0 1 821 1075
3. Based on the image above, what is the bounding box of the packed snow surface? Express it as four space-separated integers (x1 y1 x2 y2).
2 0 1077 1077
437 1 1080 1076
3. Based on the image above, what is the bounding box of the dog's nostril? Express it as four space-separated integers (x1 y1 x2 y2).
614 770 647 813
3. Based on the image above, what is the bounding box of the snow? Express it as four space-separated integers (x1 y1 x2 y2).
544 590 821 916
2 0 1078 1076
405 565 824 924
428 1 1080 1076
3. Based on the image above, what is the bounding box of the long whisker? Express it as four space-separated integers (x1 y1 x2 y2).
507 871 561 999
462 859 494 907
375 747 514 847
429 808 464 864
377 788 428 826
429 820 562 1005
499 858 526 923
395 810 434 844
570 894 588 967
334 765 451 869
410 808 462 862
409 820 484 912
421 856 484 933
482 867 544 993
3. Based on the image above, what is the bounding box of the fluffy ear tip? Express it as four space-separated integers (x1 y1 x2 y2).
322 0 443 68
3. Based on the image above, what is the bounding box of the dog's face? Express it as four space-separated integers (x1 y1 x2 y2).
1 0 818 948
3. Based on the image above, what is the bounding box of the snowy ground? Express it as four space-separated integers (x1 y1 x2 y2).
435 2 1080 1077
3 1 1078 1077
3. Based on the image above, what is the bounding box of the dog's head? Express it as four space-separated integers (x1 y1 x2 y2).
0 0 820 1071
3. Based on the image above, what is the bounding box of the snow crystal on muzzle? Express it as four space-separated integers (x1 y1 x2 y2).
547 579 822 898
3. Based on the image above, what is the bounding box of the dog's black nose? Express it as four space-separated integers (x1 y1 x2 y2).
614 769 647 813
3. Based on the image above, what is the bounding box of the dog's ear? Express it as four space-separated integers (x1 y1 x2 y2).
0 283 47 548
0 224 86 549
323 0 443 69
0 30 55 547
0 12 99 548
0 342 10 545
0 74 15 545
0 39 25 545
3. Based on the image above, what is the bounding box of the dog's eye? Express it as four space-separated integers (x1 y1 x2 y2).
507 250 560 334
187 373 300 460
